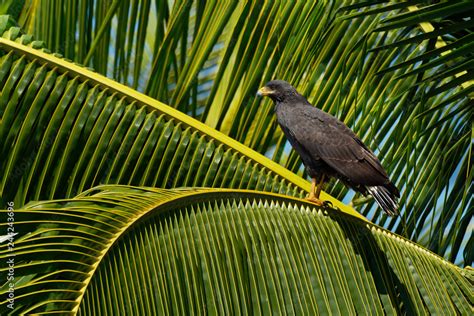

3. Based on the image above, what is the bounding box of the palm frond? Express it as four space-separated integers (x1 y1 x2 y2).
0 185 471 314
0 27 362 219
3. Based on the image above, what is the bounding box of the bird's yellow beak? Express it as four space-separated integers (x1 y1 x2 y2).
257 86 274 96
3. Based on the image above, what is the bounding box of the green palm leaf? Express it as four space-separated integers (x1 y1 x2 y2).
1 185 472 314
0 21 359 219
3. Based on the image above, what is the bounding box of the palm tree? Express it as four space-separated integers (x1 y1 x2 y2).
0 1 472 314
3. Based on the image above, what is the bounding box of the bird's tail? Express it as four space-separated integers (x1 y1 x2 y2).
367 185 399 216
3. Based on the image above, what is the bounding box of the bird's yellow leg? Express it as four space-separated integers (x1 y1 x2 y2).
315 175 325 199
306 176 325 206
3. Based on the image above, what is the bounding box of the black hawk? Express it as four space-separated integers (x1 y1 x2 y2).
258 80 400 216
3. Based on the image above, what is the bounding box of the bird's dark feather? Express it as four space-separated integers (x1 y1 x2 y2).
278 103 391 187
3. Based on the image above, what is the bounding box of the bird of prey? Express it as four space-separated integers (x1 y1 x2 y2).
257 80 400 216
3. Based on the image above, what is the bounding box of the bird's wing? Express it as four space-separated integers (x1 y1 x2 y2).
287 107 390 186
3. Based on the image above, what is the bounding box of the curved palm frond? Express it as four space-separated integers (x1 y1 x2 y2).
0 22 361 219
0 185 472 314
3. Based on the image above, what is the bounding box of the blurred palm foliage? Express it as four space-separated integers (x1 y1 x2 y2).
1 13 362 213
0 0 472 266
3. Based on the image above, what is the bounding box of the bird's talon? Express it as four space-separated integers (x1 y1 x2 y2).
305 197 325 207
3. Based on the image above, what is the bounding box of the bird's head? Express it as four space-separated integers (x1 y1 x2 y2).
257 80 300 102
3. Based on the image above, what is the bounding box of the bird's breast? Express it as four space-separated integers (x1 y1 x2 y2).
276 104 312 129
